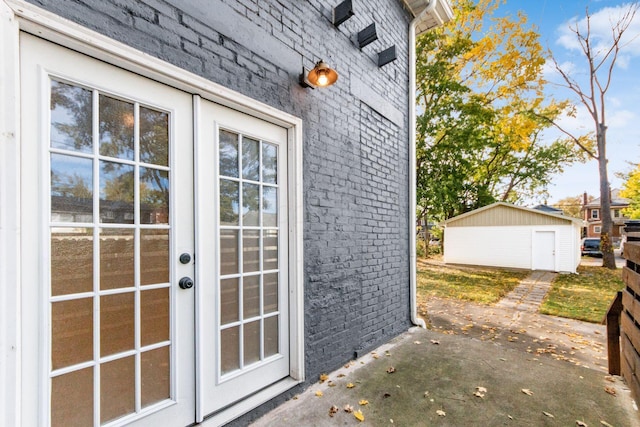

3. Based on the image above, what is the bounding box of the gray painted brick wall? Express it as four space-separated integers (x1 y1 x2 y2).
26 0 413 423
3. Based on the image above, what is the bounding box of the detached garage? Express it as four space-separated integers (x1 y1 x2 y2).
443 203 582 273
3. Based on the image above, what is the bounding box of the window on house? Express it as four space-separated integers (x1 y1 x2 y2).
594 226 601 233
612 209 620 218
591 209 599 219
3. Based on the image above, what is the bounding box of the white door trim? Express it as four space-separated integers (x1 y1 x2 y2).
1 1 304 425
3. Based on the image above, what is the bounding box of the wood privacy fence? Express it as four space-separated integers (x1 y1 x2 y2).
610 241 640 401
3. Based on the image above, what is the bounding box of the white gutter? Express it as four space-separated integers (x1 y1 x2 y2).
408 0 449 328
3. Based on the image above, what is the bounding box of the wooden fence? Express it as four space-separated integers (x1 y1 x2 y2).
611 241 640 401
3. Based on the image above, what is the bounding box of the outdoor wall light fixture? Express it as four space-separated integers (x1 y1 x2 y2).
299 60 339 88
333 0 354 27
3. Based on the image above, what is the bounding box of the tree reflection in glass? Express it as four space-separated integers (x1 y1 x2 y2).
220 130 239 178
100 161 134 224
50 80 92 153
99 95 134 160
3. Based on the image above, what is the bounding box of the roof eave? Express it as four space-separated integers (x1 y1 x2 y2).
401 0 453 34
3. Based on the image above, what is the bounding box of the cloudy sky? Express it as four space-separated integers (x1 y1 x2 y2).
498 0 640 204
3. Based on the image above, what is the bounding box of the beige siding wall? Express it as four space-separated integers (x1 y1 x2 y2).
447 205 570 227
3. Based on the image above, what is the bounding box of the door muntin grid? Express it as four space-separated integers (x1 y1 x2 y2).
218 129 282 379
49 78 173 426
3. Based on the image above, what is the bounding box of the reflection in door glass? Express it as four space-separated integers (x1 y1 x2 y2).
48 79 173 425
50 80 93 153
219 129 282 377
99 94 134 160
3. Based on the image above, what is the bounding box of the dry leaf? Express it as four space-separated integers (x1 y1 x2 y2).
292 395 299 400
359 399 369 405
337 373 346 378
476 386 487 393
383 392 391 398
604 376 615 383
576 421 588 426
430 339 440 345
604 386 616 396
600 421 614 427
436 409 446 417
354 410 365 422
346 383 355 389
543 411 555 418
344 404 354 413
329 405 339 417
423 391 430 398
387 367 396 374
315 390 323 397
521 389 534 396
319 373 329 383
473 391 485 398
414 341 422 344
328 381 336 387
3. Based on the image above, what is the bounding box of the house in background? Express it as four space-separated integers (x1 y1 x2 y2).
532 204 565 216
582 190 630 242
443 203 582 274
0 1 453 426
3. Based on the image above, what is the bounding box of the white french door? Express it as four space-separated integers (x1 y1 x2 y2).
20 33 292 426
196 99 290 419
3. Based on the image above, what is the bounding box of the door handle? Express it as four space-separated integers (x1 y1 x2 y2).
179 277 194 289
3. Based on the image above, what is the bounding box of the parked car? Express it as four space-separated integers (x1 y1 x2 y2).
581 237 602 257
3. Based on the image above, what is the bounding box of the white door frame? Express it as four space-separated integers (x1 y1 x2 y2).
0 1 304 426
532 229 557 272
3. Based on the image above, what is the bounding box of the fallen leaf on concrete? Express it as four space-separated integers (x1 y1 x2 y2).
436 409 446 417
329 405 339 417
473 391 485 398
344 404 354 413
543 411 555 418
576 421 588 426
337 373 346 378
387 367 396 374
521 389 534 396
424 391 430 398
476 386 487 393
315 391 323 397
604 386 616 396
383 392 391 398
604 376 615 383
430 339 440 345
359 399 369 405
354 410 365 422
414 341 422 344
319 373 329 383
346 383 355 389
600 421 613 427
328 381 336 387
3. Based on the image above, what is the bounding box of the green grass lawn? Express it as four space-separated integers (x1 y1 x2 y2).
417 259 625 323
416 259 528 305
539 265 625 323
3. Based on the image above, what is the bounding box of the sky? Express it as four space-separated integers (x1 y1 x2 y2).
496 0 640 205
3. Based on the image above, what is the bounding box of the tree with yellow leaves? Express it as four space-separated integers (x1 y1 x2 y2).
620 164 640 219
416 0 586 225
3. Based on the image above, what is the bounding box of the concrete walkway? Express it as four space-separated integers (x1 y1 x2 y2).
496 270 556 312
251 270 640 426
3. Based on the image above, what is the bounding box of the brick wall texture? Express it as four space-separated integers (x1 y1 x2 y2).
26 0 413 422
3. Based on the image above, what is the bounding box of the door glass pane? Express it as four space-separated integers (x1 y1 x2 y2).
262 187 277 227
140 229 169 285
242 137 259 181
101 292 135 357
50 80 92 153
48 80 176 425
263 230 278 271
100 161 134 223
51 228 93 296
51 154 93 223
262 143 277 184
264 316 279 358
140 106 169 166
101 356 135 424
220 278 239 325
242 183 260 226
51 298 93 370
219 130 239 177
221 326 240 374
243 320 260 366
51 368 93 427
140 167 169 225
140 288 169 346
263 273 278 314
99 94 134 160
243 230 260 273
220 179 239 226
243 275 260 319
100 228 134 290
220 230 239 275
141 346 170 408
